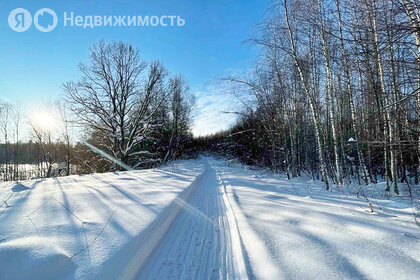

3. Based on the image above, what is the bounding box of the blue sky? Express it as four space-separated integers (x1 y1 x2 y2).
0 0 268 138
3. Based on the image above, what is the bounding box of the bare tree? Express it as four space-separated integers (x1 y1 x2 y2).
12 103 21 181
283 0 330 190
29 106 56 178
317 0 343 184
56 101 73 176
0 102 11 181
64 41 169 169
214 0 419 195
164 75 195 161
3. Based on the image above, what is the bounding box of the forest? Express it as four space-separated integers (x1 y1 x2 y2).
198 0 419 195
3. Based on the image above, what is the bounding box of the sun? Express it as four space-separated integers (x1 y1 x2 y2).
32 111 57 131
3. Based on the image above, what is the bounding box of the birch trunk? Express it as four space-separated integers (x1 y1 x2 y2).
284 0 330 190
370 0 399 194
399 0 420 186
335 0 370 185
318 0 342 185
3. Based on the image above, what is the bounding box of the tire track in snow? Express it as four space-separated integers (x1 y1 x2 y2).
214 163 283 280
137 160 247 280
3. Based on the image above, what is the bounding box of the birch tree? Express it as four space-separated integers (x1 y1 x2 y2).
283 0 330 189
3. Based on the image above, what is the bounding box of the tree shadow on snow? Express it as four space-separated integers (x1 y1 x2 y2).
11 183 30 192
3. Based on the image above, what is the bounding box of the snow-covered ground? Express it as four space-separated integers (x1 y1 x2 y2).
211 158 420 280
0 159 204 279
0 157 419 280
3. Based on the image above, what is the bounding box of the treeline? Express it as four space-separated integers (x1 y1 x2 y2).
0 41 195 181
0 142 71 164
198 0 419 194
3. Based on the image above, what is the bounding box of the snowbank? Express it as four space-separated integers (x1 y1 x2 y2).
0 159 204 279
212 158 420 280
0 237 75 280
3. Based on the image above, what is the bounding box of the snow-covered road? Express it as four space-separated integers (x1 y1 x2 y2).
137 161 247 279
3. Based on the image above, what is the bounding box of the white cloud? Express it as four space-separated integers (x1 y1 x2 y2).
192 86 240 137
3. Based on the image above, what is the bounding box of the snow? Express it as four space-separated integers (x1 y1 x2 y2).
138 160 247 280
1 156 419 279
0 237 75 280
210 158 420 280
0 159 204 279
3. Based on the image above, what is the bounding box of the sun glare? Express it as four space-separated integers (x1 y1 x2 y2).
32 111 56 131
